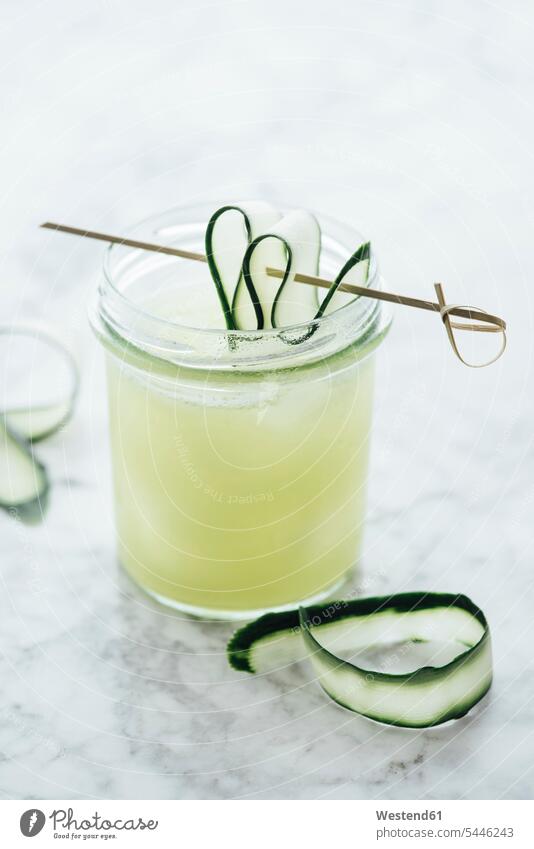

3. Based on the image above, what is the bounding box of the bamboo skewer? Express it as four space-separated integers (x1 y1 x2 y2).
41 222 208 265
265 266 505 331
40 221 507 365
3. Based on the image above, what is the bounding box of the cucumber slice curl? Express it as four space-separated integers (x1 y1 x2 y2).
269 210 321 328
4 399 75 443
0 326 78 523
206 203 373 334
240 210 321 329
227 592 492 728
316 241 371 319
238 209 321 340
241 234 291 330
205 202 280 330
0 415 49 523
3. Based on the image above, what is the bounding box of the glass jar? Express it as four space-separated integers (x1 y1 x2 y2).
90 202 391 618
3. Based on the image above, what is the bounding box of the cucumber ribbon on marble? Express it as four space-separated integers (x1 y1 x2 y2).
0 326 79 522
227 592 492 728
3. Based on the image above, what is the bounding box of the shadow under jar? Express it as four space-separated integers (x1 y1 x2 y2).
90 202 391 619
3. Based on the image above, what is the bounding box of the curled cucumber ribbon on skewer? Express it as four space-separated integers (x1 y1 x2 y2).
228 592 492 728
206 204 371 332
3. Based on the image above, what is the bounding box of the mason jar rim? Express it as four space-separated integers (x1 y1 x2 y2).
91 201 391 373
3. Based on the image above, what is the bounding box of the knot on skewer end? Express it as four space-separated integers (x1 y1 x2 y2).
434 283 507 368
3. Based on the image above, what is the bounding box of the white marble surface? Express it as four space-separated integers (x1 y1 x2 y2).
1 0 533 800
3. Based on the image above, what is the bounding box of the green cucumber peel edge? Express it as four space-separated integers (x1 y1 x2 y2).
227 591 492 728
0 325 79 442
315 241 371 320
0 326 79 522
0 414 50 523
205 205 252 331
240 234 292 331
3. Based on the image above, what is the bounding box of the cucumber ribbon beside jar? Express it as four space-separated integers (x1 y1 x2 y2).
0 326 79 523
227 592 492 728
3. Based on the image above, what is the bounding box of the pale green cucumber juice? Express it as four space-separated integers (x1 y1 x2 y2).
92 206 388 617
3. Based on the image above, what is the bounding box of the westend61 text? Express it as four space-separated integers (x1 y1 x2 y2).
376 810 442 821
